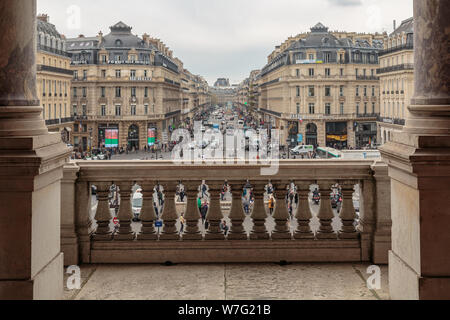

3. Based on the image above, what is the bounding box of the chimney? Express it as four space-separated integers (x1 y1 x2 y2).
37 14 49 23
393 20 397 32
142 33 149 43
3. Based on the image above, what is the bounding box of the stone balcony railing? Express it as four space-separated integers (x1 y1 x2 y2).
61 160 391 267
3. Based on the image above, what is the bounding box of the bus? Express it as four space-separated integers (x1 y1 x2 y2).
316 147 342 159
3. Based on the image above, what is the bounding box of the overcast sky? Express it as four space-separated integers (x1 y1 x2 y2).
37 0 413 85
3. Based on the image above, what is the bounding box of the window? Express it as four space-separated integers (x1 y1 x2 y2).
73 105 77 116
372 103 376 114
82 104 87 116
308 54 314 60
355 69 359 77
309 103 315 114
73 87 77 98
296 69 300 77
73 71 78 80
372 86 375 97
130 70 136 78
325 103 331 115
339 86 344 97
363 86 367 97
115 105 121 116
340 68 344 76
296 86 300 97
144 87 149 98
82 87 87 98
83 70 87 80
296 103 300 114
144 70 148 78
101 105 106 116
115 70 121 78
356 86 359 97
64 103 67 117
42 79 46 96
364 102 368 114
325 86 331 97
144 104 149 115
309 68 314 77
115 87 121 98
131 105 136 115
101 70 106 78
131 87 136 97
42 104 45 119
340 103 344 115
325 68 331 77
356 104 360 115
308 86 315 97
101 87 106 98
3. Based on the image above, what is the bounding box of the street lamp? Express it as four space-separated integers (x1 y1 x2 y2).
88 127 93 152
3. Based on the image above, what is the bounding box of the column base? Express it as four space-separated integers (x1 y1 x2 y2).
294 232 315 240
137 233 158 241
114 233 136 241
271 232 292 240
0 253 63 300
250 233 270 240
159 234 181 241
227 233 249 240
205 233 225 241
338 231 360 240
316 232 337 240
182 233 203 241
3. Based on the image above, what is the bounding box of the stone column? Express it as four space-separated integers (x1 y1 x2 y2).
114 182 135 240
380 0 450 300
205 182 225 240
228 181 247 240
60 163 80 266
271 181 292 240
75 181 95 263
294 181 315 240
183 182 202 240
250 182 270 240
0 0 71 300
316 181 337 239
92 182 113 241
159 181 180 240
138 182 158 240
338 181 359 239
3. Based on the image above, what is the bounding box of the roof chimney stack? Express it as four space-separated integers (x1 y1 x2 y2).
393 20 397 32
37 14 49 23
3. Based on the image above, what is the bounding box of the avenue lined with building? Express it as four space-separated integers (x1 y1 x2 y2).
1 0 449 301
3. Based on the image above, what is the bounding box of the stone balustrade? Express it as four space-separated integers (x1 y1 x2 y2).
61 159 391 265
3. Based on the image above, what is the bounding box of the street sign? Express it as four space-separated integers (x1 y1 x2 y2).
298 134 303 143
155 220 163 228
162 131 169 144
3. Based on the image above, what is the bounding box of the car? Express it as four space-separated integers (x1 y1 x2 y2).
291 145 314 155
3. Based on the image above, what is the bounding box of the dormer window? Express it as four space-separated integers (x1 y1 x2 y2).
115 39 122 47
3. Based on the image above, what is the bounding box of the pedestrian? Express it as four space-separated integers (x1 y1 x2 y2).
220 220 229 236
204 219 209 230
201 184 208 198
268 195 275 215
179 214 185 235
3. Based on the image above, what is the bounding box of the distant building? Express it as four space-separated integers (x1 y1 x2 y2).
36 14 74 144
377 17 414 145
214 78 231 88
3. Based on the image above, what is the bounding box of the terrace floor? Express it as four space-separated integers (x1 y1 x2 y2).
64 263 389 300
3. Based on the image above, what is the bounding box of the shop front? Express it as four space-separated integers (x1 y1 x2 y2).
98 124 119 149
355 122 378 149
326 122 348 149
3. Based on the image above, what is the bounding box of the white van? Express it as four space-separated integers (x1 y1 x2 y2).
291 145 314 155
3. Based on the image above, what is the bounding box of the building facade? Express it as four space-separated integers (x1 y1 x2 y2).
67 22 208 151
36 14 73 144
377 17 414 145
253 23 384 149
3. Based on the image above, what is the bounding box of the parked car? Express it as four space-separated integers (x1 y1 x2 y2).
291 145 314 155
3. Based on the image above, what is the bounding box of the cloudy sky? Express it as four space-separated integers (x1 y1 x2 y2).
37 0 413 85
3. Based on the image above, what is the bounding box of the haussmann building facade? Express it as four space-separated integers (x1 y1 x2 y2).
67 22 207 151
257 23 384 149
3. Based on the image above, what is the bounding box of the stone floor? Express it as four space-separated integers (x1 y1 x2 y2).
63 263 389 300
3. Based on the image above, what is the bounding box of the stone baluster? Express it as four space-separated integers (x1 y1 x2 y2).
93 182 113 241
271 181 292 240
138 182 158 240
338 181 359 239
316 181 337 239
183 182 203 240
205 182 225 240
114 182 135 240
159 181 180 240
294 181 315 240
228 181 247 240
250 182 270 240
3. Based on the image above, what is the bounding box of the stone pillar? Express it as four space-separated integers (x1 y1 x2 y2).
380 0 450 300
159 181 180 241
75 181 94 263
316 181 337 239
250 182 270 240
114 182 135 240
205 182 225 241
338 181 359 239
60 163 80 266
271 181 292 240
137 182 158 241
0 0 71 300
183 182 202 240
294 181 315 240
227 181 248 240
92 182 113 241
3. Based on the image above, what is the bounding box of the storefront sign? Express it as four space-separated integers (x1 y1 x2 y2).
148 128 156 146
105 129 119 148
